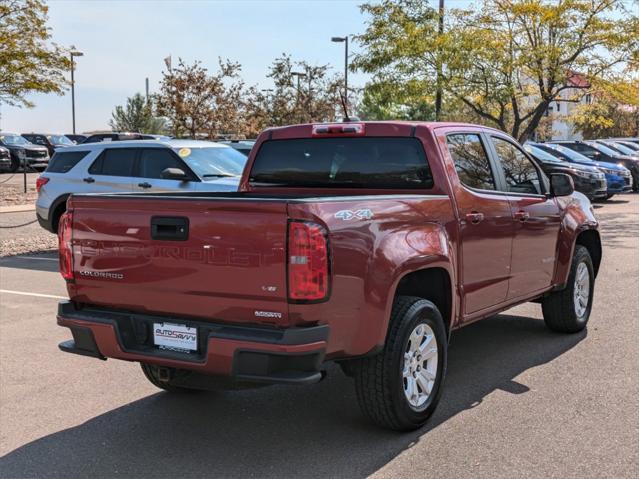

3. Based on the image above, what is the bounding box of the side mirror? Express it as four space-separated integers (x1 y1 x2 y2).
550 173 574 197
161 167 188 181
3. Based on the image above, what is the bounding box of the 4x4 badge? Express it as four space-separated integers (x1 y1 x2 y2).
335 209 373 221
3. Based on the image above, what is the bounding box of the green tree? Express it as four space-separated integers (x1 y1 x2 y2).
354 0 639 142
0 0 71 107
109 93 165 133
570 78 639 138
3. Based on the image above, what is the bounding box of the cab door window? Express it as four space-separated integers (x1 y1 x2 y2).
446 133 496 190
491 137 543 195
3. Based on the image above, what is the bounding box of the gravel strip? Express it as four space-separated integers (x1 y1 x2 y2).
0 211 57 257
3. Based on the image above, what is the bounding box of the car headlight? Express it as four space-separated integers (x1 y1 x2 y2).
15 149 26 159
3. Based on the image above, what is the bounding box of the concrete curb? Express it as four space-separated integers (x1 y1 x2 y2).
0 204 36 214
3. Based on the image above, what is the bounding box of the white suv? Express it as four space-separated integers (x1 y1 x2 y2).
36 139 247 233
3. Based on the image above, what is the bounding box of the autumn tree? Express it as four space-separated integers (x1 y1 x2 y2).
155 58 245 138
570 78 639 138
354 0 639 142
0 0 71 108
109 93 165 133
243 55 345 135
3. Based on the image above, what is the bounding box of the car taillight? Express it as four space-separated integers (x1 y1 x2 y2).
35 176 49 193
58 211 74 281
288 221 329 302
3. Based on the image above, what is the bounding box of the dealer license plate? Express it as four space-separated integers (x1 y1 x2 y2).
153 322 198 352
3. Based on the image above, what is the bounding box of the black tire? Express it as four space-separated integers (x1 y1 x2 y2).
606 193 615 199
542 245 594 333
9 156 19 173
50 203 67 234
351 296 448 431
140 363 199 393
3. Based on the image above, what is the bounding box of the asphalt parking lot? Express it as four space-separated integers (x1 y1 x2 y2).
1 195 638 478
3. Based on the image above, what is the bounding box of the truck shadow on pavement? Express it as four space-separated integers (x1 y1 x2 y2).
0 254 59 273
0 314 585 478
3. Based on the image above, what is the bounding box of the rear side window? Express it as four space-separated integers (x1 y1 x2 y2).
89 149 136 176
250 137 433 188
46 151 89 173
138 149 184 179
446 134 496 190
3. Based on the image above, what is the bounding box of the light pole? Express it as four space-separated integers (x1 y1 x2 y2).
331 36 349 115
435 0 444 121
291 72 306 123
70 49 84 134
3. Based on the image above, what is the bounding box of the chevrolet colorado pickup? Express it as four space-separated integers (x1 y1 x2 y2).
56 122 601 430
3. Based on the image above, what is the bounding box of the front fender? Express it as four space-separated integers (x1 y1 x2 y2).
553 193 599 287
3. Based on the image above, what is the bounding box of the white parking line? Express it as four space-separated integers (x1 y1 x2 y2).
0 289 66 300
14 256 58 262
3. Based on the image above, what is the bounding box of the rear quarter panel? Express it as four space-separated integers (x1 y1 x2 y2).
288 195 457 358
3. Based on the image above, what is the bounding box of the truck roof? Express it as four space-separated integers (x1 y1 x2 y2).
263 121 506 135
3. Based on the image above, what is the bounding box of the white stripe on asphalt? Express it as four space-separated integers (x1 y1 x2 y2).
0 289 66 300
14 256 58 262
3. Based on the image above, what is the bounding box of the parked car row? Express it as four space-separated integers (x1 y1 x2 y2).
525 138 639 200
0 132 51 172
35 139 248 233
0 131 257 173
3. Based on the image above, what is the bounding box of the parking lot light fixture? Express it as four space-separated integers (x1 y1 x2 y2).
331 36 348 114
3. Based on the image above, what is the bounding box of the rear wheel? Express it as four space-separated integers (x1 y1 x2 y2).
542 245 594 333
352 296 447 431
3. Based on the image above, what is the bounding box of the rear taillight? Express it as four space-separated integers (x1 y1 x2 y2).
58 211 74 281
288 221 329 302
35 176 49 193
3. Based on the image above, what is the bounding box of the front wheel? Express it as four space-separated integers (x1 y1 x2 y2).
352 296 447 431
542 245 594 333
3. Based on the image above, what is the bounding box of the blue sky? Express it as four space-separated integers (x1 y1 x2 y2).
2 0 635 134
3 0 381 133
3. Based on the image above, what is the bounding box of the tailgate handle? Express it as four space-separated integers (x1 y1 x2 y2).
151 216 189 241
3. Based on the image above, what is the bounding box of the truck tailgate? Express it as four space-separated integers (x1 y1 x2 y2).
68 196 289 325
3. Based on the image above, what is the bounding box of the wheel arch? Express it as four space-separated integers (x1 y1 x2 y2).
575 229 602 278
49 194 71 233
391 266 455 339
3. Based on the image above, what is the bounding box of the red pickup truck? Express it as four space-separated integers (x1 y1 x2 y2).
56 122 601 430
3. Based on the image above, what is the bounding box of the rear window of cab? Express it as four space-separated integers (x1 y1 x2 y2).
249 137 433 189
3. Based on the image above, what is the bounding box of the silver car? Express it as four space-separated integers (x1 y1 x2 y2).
36 139 247 233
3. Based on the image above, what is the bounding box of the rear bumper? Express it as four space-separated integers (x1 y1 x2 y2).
57 301 329 385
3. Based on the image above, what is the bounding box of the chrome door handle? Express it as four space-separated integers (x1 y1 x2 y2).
83 177 95 183
138 182 152 189
466 212 484 224
514 210 530 222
